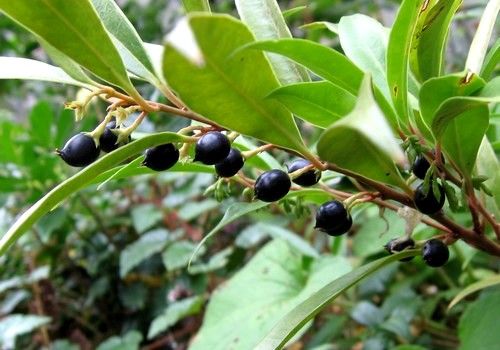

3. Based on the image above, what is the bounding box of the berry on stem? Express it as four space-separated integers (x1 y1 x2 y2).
384 238 415 261
422 239 449 267
57 133 100 167
194 131 230 165
142 143 179 171
99 120 130 153
412 151 445 180
254 169 291 202
315 200 352 236
287 159 321 187
215 148 244 178
414 182 445 215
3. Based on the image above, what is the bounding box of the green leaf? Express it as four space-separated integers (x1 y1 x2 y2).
481 39 500 80
162 241 198 271
148 296 204 339
387 0 425 125
255 250 418 350
190 239 352 350
301 21 338 34
131 204 163 233
0 0 141 101
338 14 390 100
29 102 54 147
163 15 310 156
458 290 500 350
181 0 210 12
178 199 219 221
96 330 142 350
0 314 51 349
268 81 356 128
317 75 407 188
0 57 92 88
0 132 186 257
235 0 309 84
119 229 169 278
90 0 157 82
189 247 234 274
475 138 500 216
244 38 398 129
410 0 461 82
39 39 96 85
449 274 500 310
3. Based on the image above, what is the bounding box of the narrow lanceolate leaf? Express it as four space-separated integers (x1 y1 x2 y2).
476 139 500 216
410 0 461 82
317 76 407 188
255 251 418 350
268 81 356 128
90 0 157 83
0 0 141 100
481 39 500 80
163 15 311 157
181 0 210 12
235 0 309 84
244 39 399 130
387 0 426 125
338 14 390 100
449 274 500 310
0 57 93 88
0 132 186 257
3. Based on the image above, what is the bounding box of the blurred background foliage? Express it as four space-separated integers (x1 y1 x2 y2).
0 0 498 349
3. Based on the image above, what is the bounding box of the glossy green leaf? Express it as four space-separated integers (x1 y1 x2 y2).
0 0 141 100
244 39 398 129
120 229 169 277
235 0 309 84
181 0 210 12
387 0 425 125
410 0 461 82
163 15 310 157
0 132 186 257
190 239 352 350
0 57 93 88
419 73 485 137
29 102 54 147
317 76 407 188
458 290 500 350
338 14 390 99
449 274 500 310
268 81 356 128
481 39 500 80
39 39 96 85
148 296 204 339
255 250 418 350
90 0 156 82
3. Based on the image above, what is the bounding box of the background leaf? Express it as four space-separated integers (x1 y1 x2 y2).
0 314 51 349
163 15 310 156
449 274 500 310
181 0 210 12
235 0 309 84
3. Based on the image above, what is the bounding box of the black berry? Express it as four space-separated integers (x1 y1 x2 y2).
384 238 415 261
414 182 445 215
412 151 445 180
99 121 130 153
57 133 100 167
215 148 244 178
142 143 179 171
422 239 449 267
315 200 352 236
287 159 321 187
194 131 230 165
254 169 291 202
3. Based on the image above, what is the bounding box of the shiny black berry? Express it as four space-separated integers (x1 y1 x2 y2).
142 143 179 171
215 148 244 178
287 159 321 187
194 131 230 165
99 121 130 153
57 133 100 167
422 239 449 267
412 151 445 180
315 200 352 236
414 182 445 215
254 169 291 202
384 238 415 261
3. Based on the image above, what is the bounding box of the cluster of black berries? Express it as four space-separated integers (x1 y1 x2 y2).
385 237 449 267
57 121 130 167
411 152 446 215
